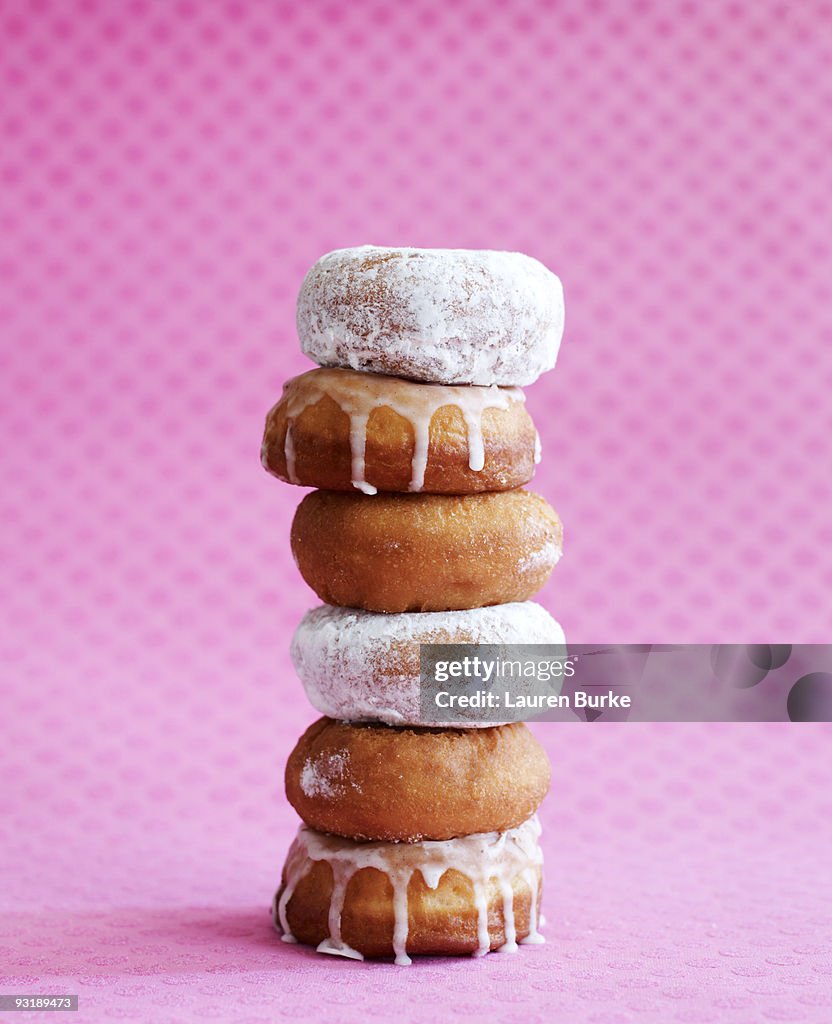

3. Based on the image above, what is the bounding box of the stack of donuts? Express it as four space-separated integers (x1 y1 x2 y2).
262 246 566 964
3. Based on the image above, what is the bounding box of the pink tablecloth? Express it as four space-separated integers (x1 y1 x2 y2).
3 718 832 1022
2 1 832 1020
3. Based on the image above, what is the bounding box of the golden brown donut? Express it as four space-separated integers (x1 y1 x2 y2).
290 488 563 613
285 718 551 842
274 818 544 962
261 368 538 494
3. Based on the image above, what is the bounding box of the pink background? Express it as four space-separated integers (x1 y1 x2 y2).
2 1 832 1021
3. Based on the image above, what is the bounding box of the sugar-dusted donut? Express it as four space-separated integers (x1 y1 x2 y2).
290 489 563 613
297 247 565 386
261 368 539 494
274 817 545 964
291 602 565 727
285 718 551 842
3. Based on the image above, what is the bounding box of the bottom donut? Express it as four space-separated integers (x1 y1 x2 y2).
273 816 544 965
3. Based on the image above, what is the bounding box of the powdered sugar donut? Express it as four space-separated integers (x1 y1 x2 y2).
291 602 566 727
297 246 565 386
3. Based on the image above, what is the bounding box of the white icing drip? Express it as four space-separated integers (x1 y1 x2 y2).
419 864 445 890
283 424 297 483
391 874 412 966
316 938 364 960
278 367 525 494
473 880 490 957
533 430 542 465
348 410 376 494
498 877 518 953
274 887 296 943
276 816 543 965
519 867 545 945
409 408 431 493
461 406 485 472
318 861 363 960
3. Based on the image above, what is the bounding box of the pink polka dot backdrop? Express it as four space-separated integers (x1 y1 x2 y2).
2 0 832 1021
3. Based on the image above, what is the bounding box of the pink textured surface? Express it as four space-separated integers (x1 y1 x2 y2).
1 1 831 1021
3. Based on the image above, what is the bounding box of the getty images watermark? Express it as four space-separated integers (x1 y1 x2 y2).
419 644 832 724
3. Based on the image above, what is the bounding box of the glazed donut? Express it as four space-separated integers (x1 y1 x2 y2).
285 718 551 842
291 602 566 727
290 489 563 613
297 246 564 386
274 817 544 963
261 368 538 494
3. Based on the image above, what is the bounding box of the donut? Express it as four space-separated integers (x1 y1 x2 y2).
285 718 551 842
296 246 564 386
290 489 563 613
274 817 544 963
291 602 566 727
261 368 539 494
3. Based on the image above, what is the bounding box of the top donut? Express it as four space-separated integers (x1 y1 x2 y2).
297 246 565 386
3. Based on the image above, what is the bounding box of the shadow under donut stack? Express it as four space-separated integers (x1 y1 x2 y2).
262 246 566 964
